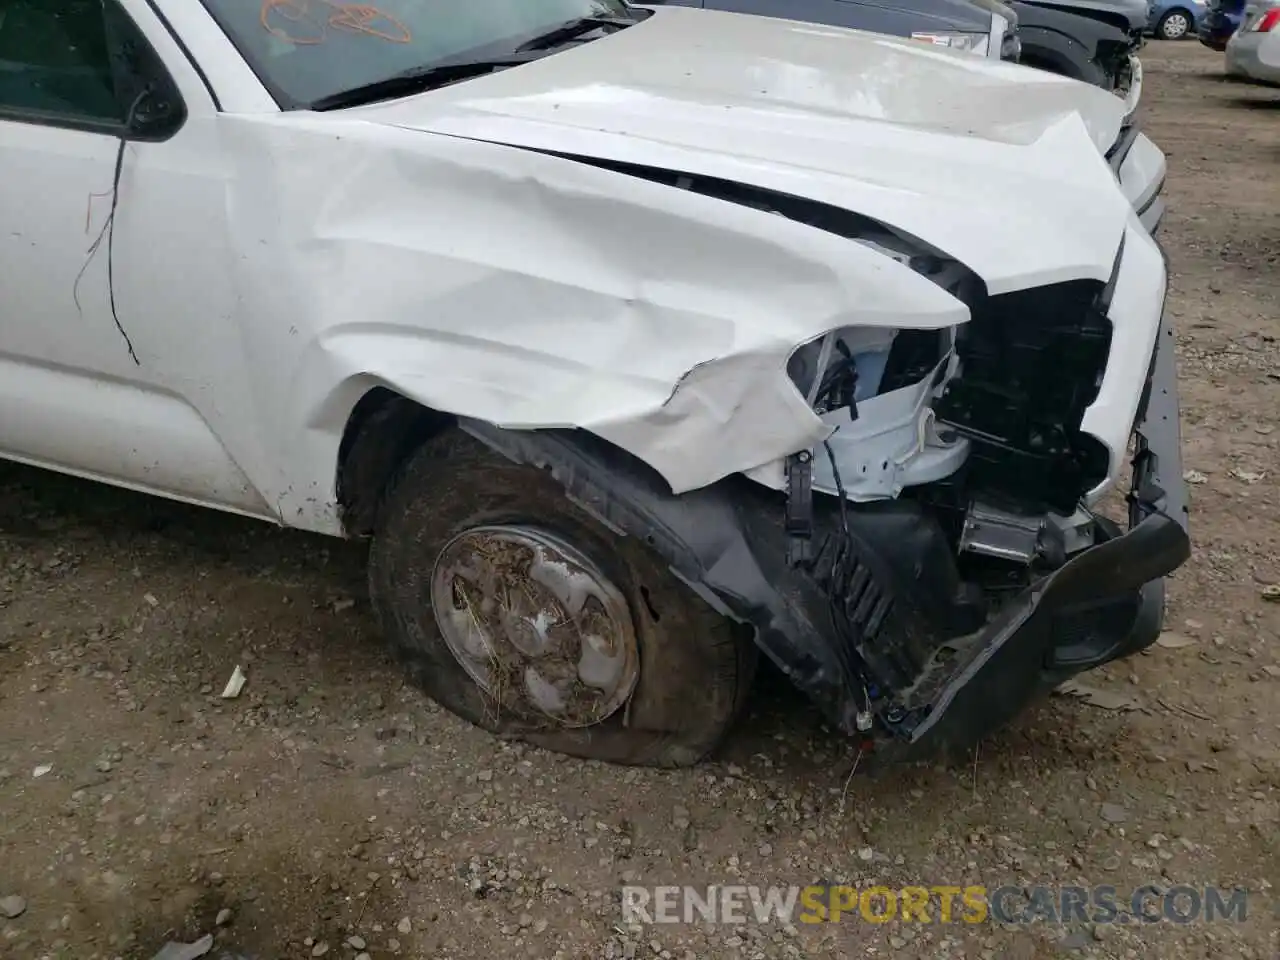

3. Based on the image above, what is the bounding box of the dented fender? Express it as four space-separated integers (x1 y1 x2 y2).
218 115 967 526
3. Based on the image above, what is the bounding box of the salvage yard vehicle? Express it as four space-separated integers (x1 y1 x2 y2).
0 0 1189 767
1014 0 1149 96
1010 0 1144 95
1146 0 1205 39
1199 0 1246 48
647 0 1024 64
1226 0 1280 82
652 0 1147 103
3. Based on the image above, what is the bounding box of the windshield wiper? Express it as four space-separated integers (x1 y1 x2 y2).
513 14 637 52
308 55 539 111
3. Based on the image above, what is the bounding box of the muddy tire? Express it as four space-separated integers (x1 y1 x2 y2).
368 428 757 767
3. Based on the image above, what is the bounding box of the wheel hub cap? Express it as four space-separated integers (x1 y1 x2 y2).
430 526 639 728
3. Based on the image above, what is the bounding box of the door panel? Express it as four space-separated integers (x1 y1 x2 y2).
0 119 269 513
0 1 273 516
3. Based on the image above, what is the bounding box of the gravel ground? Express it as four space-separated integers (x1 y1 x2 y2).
1 40 1278 960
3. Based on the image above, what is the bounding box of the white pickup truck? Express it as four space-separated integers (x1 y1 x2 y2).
0 0 1188 766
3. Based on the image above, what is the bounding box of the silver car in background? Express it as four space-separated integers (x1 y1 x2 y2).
1226 0 1280 82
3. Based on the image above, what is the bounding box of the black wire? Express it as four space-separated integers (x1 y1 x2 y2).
822 433 850 540
821 434 856 667
813 341 859 411
822 433 876 718
72 90 148 367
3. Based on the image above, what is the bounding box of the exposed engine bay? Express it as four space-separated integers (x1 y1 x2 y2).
767 213 1138 746
660 170 1121 564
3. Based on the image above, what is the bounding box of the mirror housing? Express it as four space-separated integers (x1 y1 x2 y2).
127 83 186 140
102 0 187 141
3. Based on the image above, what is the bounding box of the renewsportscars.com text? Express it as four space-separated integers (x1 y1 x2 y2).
621 884 1249 926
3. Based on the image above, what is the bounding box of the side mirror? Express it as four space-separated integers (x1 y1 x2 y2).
101 0 187 140
126 83 186 140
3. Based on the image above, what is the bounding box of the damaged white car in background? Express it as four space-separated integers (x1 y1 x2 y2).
0 0 1188 766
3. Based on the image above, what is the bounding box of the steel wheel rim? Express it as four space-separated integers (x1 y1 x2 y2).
430 525 640 728
1163 13 1189 37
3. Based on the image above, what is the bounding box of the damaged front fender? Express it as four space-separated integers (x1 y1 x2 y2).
219 117 967 517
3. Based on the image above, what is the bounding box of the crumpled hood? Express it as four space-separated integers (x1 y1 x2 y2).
347 5 1136 293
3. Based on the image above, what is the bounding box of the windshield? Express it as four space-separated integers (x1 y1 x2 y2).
200 0 634 108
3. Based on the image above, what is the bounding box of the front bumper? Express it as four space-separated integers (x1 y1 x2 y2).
880 305 1190 756
1226 32 1280 84
1109 124 1167 236
1120 55 1144 118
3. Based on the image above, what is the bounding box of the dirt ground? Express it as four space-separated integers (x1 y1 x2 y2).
2 41 1278 960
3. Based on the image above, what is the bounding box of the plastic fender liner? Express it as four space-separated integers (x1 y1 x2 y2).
452 418 868 732
451 419 981 736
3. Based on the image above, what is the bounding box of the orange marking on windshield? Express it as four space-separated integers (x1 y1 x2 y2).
328 4 412 41
261 0 412 45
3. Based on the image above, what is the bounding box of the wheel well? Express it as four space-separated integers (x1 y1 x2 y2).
1020 46 1109 88
1020 52 1077 80
336 387 452 537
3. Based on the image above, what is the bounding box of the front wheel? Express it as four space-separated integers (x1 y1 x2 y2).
1158 9 1192 39
368 429 758 767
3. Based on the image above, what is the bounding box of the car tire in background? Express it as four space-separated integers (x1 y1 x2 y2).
1157 8 1194 38
368 428 758 768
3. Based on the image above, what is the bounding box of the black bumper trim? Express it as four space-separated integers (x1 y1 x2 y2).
1106 123 1141 174
1108 122 1165 236
887 307 1190 754
1138 194 1166 235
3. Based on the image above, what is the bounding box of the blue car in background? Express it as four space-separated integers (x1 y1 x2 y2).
1148 0 1206 37
1198 0 1246 47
